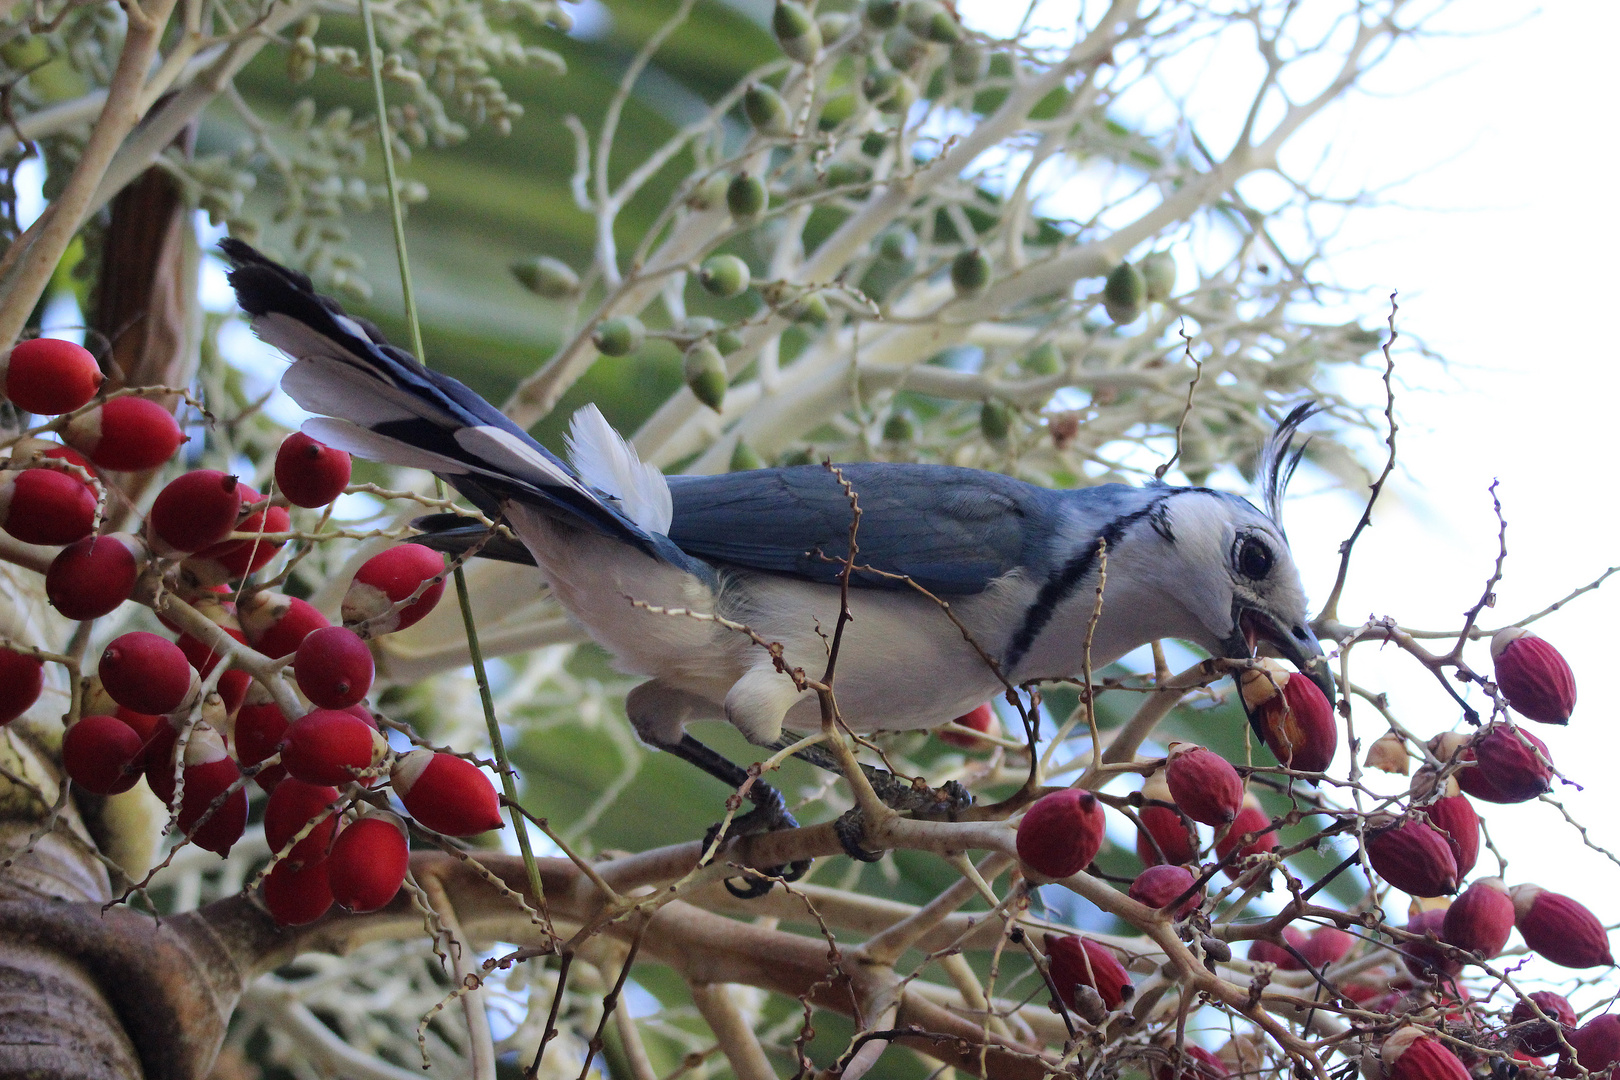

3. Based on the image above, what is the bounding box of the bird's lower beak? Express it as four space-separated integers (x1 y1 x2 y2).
1222 606 1336 703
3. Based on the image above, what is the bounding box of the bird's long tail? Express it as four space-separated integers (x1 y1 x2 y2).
221 240 673 557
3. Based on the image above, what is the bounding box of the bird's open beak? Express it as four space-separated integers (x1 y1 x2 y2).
1222 604 1336 703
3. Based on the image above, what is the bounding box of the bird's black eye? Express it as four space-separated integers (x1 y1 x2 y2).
1236 536 1273 579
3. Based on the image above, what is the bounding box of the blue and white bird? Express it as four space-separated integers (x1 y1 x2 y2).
222 240 1332 820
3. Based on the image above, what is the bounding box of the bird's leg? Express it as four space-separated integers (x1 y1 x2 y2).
655 733 810 898
772 738 974 862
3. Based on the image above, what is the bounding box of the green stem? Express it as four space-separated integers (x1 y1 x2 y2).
358 0 552 938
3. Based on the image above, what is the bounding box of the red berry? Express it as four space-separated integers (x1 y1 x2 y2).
239 592 329 658
0 467 97 545
174 624 251 716
1152 1045 1228 1080
1365 816 1458 898
234 696 290 770
1016 788 1105 879
1381 1028 1470 1080
1511 992 1576 1056
98 631 198 715
275 432 351 508
327 815 409 912
391 749 503 836
113 706 165 766
1215 798 1276 879
190 486 289 580
1044 934 1133 1012
936 702 994 749
0 646 44 725
143 718 182 804
1491 627 1576 724
264 779 341 863
1128 864 1201 916
176 729 247 855
1297 925 1354 969
1165 743 1243 826
1249 929 1307 970
2 337 102 414
280 708 387 786
342 544 448 636
1422 792 1480 879
63 396 184 471
46 533 144 620
1136 775 1198 866
147 470 242 555
1442 877 1515 959
293 626 374 709
61 714 144 795
262 857 334 926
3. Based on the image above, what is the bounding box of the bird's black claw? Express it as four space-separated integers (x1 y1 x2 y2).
723 871 778 899
707 779 812 898
834 808 885 862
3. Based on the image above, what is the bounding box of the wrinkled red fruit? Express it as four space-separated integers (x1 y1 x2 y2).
240 592 330 658
342 543 447 636
1491 627 1575 725
0 646 44 725
1153 1045 1227 1080
1464 724 1554 804
293 626 374 709
327 815 409 912
147 470 242 555
1165 743 1243 826
1563 1016 1620 1080
1422 793 1480 879
1511 992 1576 1057
1016 788 1106 879
61 714 144 795
1128 864 1201 917
262 857 335 926
1297 926 1354 970
1401 907 1461 980
46 533 144 620
1365 816 1458 898
98 631 197 715
2 337 103 415
1137 808 1197 867
1442 877 1514 959
265 779 341 864
0 467 96 545
1215 798 1275 879
391 750 503 836
1511 884 1614 969
276 432 352 508
279 708 387 786
63 396 184 471
1381 1027 1470 1080
1249 928 1308 970
1045 934 1133 1012
1239 662 1337 773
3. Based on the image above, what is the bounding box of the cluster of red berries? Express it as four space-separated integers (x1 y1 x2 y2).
0 336 502 929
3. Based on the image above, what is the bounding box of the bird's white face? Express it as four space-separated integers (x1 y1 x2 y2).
1152 493 1329 694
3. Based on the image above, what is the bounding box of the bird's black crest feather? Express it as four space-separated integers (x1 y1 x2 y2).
1257 402 1320 532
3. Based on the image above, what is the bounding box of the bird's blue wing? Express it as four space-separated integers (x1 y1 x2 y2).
666 464 1067 595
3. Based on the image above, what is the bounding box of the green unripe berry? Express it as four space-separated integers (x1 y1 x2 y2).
865 0 902 28
861 132 890 157
818 94 856 130
825 161 872 188
878 228 917 262
863 70 917 114
905 0 961 43
1140 251 1177 302
1023 341 1063 376
729 440 766 472
510 255 579 298
683 342 728 412
980 400 1011 442
884 26 928 70
789 292 831 326
743 82 790 136
951 248 992 297
778 447 815 467
883 411 915 443
773 1 822 63
689 172 730 211
683 316 719 340
950 40 987 84
699 255 751 299
726 173 767 220
715 327 744 355
1104 261 1145 310
592 316 645 357
817 12 852 38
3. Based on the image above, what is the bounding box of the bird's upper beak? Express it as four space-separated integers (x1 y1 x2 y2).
1222 603 1336 703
